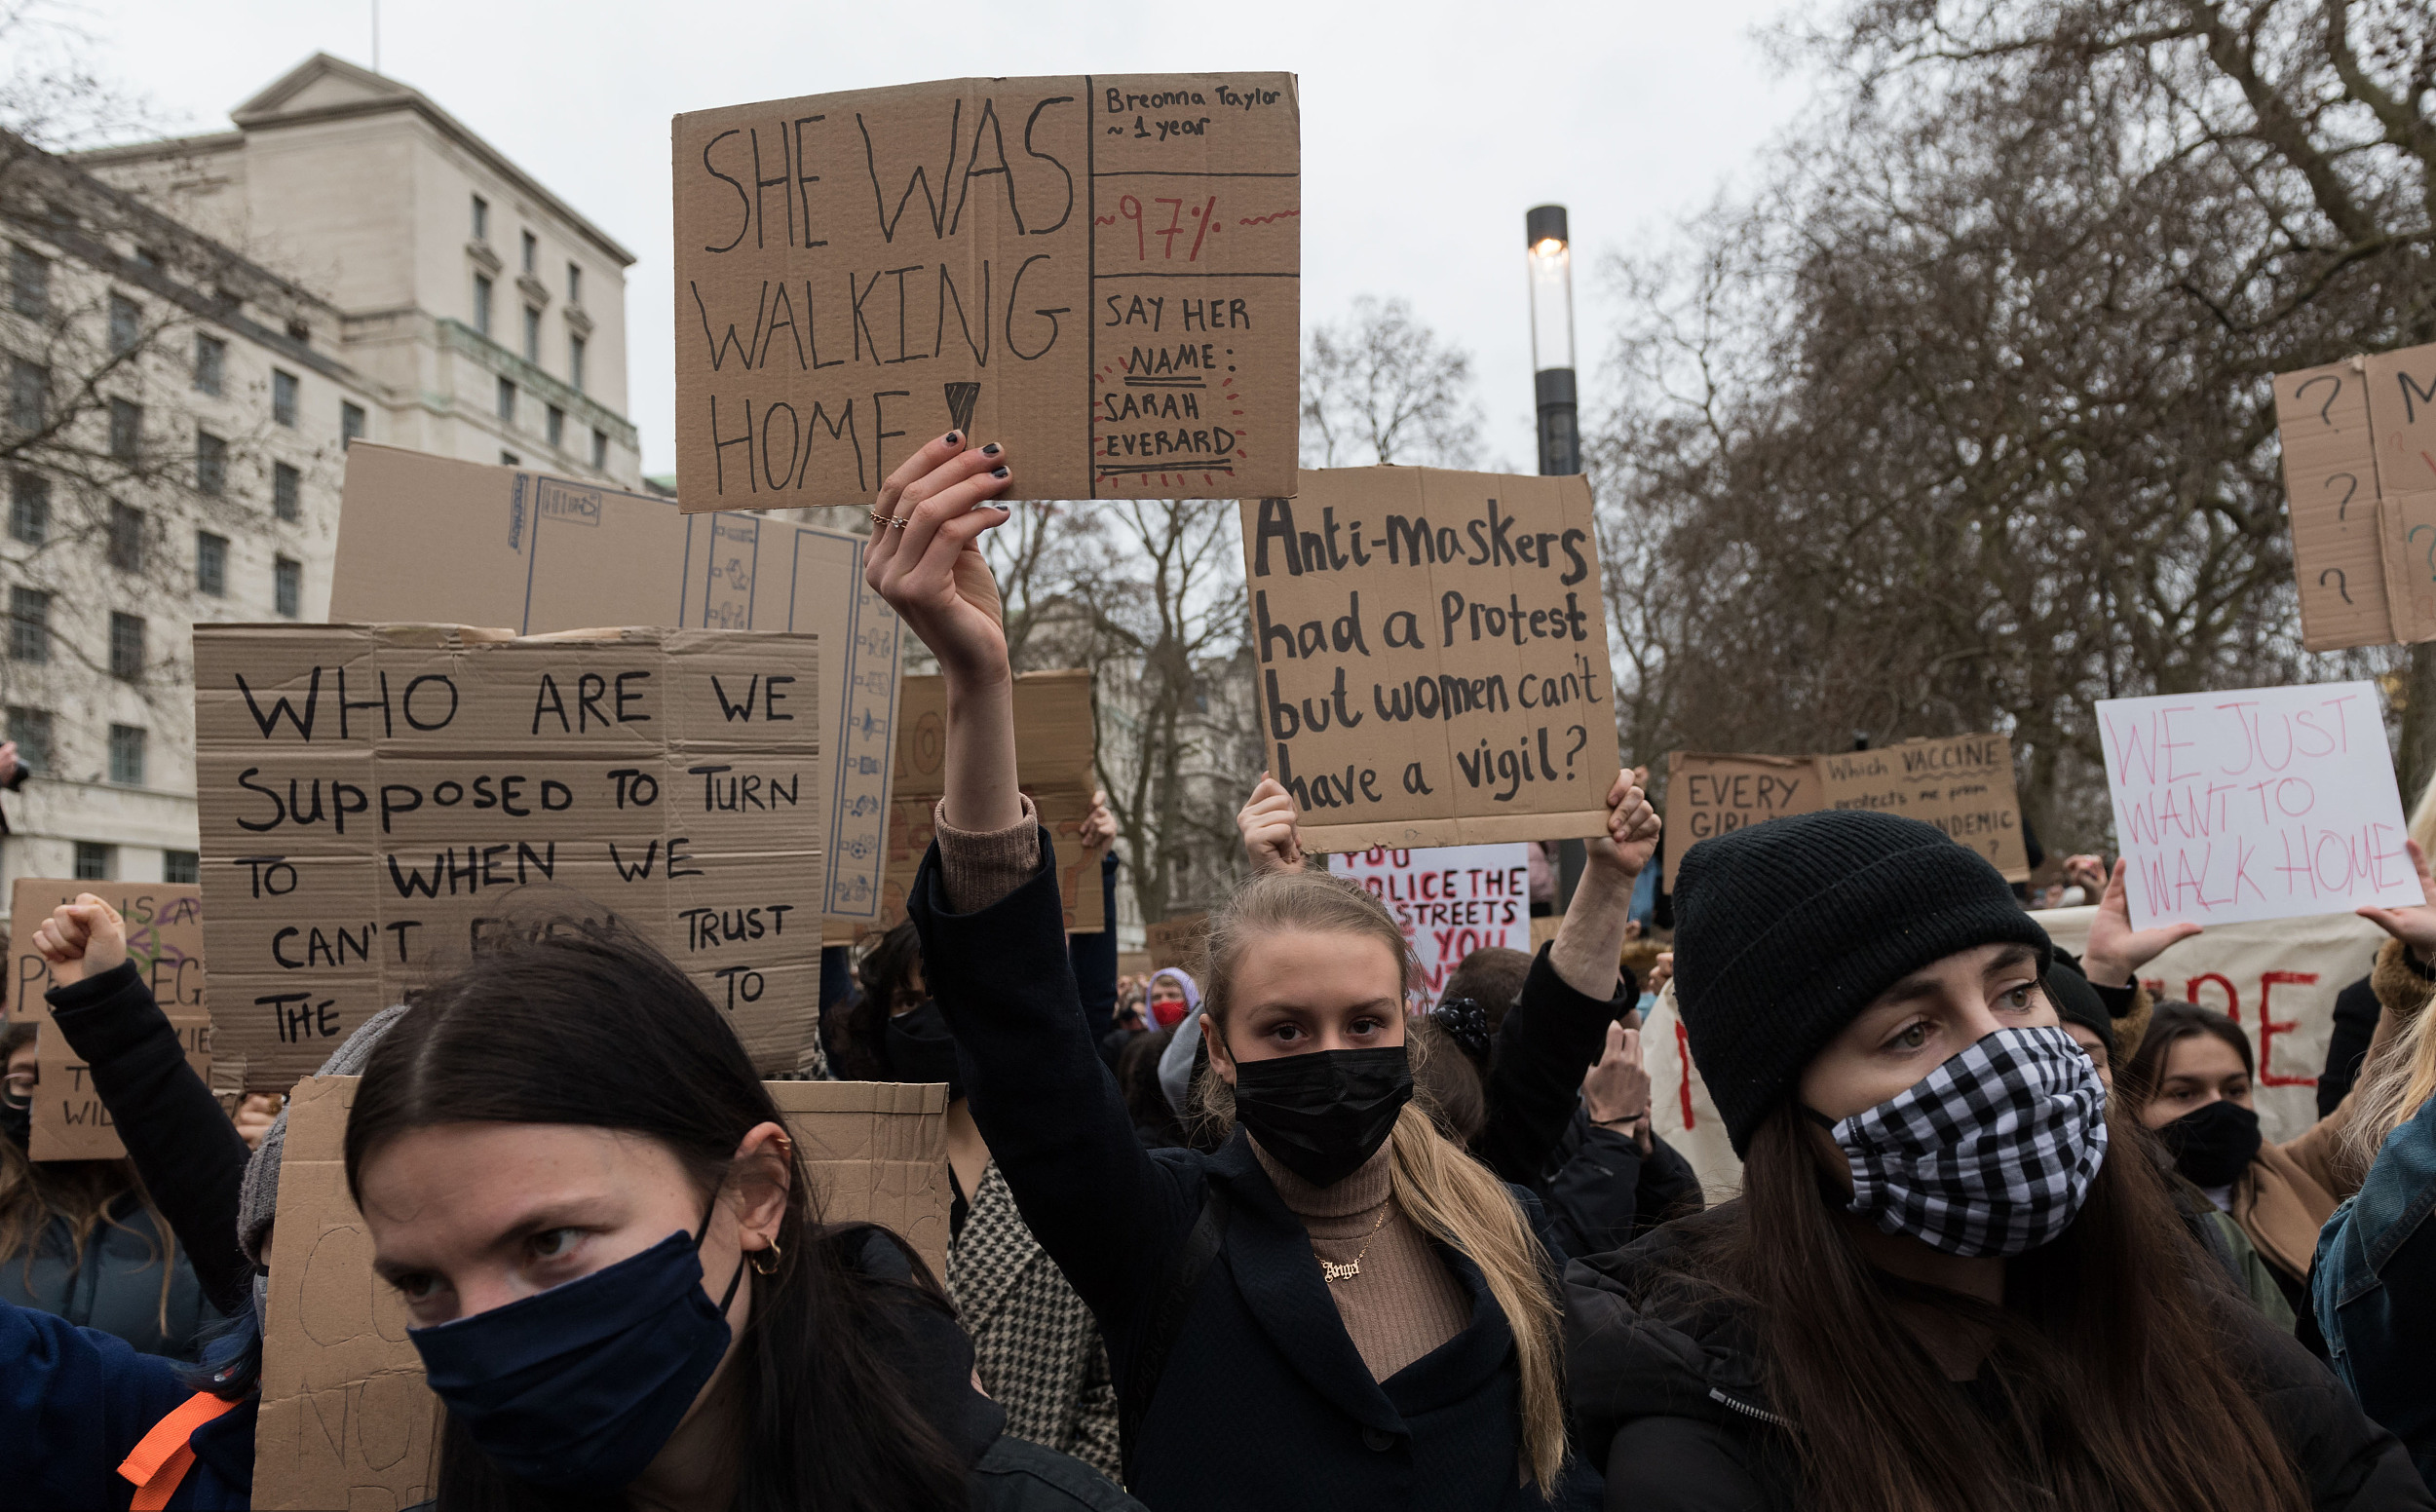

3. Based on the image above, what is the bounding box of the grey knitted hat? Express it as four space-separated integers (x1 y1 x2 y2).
238 1002 413 1271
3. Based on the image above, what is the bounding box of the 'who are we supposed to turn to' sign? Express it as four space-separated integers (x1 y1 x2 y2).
2098 679 2424 930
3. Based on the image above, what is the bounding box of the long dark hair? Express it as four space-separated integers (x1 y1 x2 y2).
343 914 969 1512
831 922 923 1081
1677 1099 2305 1512
2120 1000 2252 1108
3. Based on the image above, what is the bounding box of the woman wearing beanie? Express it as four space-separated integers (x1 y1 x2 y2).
866 435 1656 1509
1565 810 2429 1512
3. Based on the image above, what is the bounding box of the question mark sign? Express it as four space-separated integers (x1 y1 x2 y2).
2321 567 2353 605
1563 725 1587 772
2295 373 2342 427
2329 472 2358 521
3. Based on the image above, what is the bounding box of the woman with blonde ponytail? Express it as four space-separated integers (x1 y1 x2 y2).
867 433 1656 1509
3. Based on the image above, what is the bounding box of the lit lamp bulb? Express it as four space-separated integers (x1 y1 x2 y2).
1525 205 1578 475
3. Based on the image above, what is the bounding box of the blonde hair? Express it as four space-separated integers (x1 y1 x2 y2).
2344 997 2436 1172
2410 768 2436 858
1199 870 1568 1494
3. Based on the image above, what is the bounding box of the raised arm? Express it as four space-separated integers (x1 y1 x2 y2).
870 437 1196 1332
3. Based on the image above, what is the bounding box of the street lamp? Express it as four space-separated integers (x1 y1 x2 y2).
1526 204 1578 476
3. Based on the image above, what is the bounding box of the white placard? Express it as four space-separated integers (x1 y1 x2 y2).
2097 681 2419 928
1328 843 1533 1004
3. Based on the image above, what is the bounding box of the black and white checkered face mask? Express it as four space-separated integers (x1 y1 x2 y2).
1819 1025 2108 1258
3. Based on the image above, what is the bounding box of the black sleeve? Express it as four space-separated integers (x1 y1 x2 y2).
3 766 25 793
1477 946 1631 1188
44 962 253 1317
910 834 1197 1351
2090 979 2140 1020
1633 1135 1706 1238
1068 850 1121 1046
2317 974 2381 1118
1540 1115 1650 1262
1603 1419 1771 1512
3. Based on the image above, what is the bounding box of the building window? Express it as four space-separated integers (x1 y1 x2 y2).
8 359 44 432
522 305 540 363
107 292 139 355
9 586 49 662
496 377 515 423
195 334 225 396
341 401 365 448
9 472 47 544
566 261 581 304
472 194 488 242
108 724 145 786
272 368 298 427
273 461 301 521
474 273 493 336
163 849 199 884
196 530 228 596
591 427 607 471
74 842 113 882
108 501 142 571
9 245 47 317
108 397 140 459
8 707 52 774
569 334 586 394
109 612 143 682
196 428 227 494
274 554 301 619
520 229 536 275
546 404 564 449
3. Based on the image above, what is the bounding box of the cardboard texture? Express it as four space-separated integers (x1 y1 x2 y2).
8 880 211 1159
670 74 1300 508
1242 468 1620 854
2096 680 2417 928
1328 843 1532 1002
1661 752 1824 892
253 1075 949 1512
327 445 902 926
193 624 825 1090
873 670 1103 933
1815 735 2031 883
1145 912 1208 975
2272 341 2436 649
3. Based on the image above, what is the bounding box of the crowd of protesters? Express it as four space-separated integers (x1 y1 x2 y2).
0 432 2429 1508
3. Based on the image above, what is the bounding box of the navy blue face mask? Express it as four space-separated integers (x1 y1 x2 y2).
407 1194 747 1491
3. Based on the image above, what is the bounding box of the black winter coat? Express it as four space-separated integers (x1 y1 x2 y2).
1565 1206 2435 1512
912 833 1559 1512
1537 1110 1703 1262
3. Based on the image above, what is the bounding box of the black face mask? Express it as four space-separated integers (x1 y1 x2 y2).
885 1001 964 1101
1231 1047 1413 1188
2159 1098 2262 1189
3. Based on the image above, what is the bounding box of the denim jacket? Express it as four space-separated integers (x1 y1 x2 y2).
2314 1094 2436 1493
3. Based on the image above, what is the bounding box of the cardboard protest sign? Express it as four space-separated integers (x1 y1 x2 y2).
2278 357 2394 650
2097 680 2418 929
254 1075 949 1511
1242 468 1619 853
1661 752 1823 891
671 74 1300 509
1816 735 2031 883
873 670 1103 933
328 445 901 928
1146 912 1208 975
194 624 824 1090
1328 843 1532 1003
8 880 210 1159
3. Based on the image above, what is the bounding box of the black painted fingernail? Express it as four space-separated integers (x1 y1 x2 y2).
991 466 1009 478
981 442 1002 456
943 431 962 446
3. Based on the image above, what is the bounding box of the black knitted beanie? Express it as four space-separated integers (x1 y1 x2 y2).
2044 955 2115 1060
1672 810 2051 1155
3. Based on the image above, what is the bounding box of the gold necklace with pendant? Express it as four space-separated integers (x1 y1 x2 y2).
1320 1203 1391 1284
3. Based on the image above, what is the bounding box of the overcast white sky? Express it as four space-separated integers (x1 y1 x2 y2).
66 0 1813 477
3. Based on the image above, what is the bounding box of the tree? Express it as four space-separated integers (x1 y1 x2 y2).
1300 295 1487 468
1589 0 2433 850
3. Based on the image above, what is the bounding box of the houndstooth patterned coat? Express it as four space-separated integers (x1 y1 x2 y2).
947 1160 1123 1481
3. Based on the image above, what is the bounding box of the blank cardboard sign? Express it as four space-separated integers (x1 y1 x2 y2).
254 1075 949 1511
1240 468 1619 853
8 879 211 1159
670 74 1300 509
193 625 824 1090
327 445 902 928
873 670 1103 933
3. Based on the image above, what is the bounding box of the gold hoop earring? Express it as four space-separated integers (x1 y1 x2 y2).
749 1233 783 1276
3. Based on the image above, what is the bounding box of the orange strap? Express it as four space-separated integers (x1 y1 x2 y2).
118 1390 241 1512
